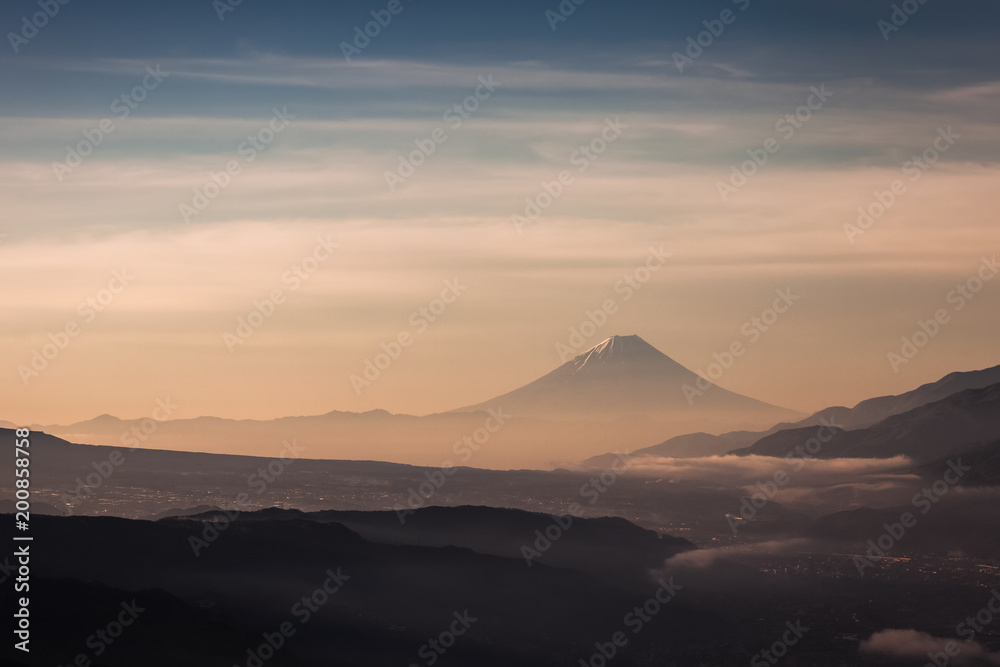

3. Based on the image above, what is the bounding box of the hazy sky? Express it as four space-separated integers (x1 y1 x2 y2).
2 0 999 424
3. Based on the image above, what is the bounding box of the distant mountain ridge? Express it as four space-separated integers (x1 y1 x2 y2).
175 504 694 583
733 382 1000 462
10 334 802 467
17 344 998 469
800 364 1000 431
584 362 1000 464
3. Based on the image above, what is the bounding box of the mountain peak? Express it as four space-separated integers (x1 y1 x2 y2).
90 413 123 423
571 334 679 371
578 334 654 359
449 333 800 424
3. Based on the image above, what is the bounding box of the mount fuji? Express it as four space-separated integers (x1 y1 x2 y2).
450 334 801 426
18 335 801 468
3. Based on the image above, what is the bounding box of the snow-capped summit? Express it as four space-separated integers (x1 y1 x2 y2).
569 335 690 375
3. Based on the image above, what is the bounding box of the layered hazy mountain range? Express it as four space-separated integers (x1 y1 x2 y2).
6 335 999 469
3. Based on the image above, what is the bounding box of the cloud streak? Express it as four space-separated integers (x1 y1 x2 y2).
861 629 1000 665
